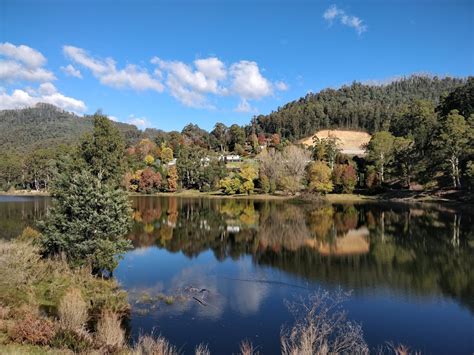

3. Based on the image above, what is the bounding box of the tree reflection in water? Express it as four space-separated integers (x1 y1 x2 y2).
127 197 474 312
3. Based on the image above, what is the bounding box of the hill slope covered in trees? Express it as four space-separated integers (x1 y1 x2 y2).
0 103 141 153
251 75 466 140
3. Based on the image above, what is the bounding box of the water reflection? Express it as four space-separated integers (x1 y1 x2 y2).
0 196 50 239
1 196 473 353
127 197 474 313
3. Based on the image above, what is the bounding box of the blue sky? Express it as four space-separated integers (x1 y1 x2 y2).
1 0 473 131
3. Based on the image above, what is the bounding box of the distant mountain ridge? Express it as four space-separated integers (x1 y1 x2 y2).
1 75 469 154
0 103 142 153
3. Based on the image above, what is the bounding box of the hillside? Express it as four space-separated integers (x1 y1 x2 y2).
299 130 371 156
252 75 467 140
0 103 142 153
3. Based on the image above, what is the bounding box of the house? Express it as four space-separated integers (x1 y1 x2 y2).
223 155 241 162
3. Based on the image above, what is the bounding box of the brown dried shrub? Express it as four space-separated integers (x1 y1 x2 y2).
9 314 55 345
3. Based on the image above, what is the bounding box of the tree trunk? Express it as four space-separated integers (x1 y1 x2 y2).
450 155 457 189
455 156 461 188
380 153 385 183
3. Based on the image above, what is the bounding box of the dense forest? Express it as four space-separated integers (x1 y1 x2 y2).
251 75 466 140
0 75 473 197
0 103 142 153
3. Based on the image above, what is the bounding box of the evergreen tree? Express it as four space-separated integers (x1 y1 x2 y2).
40 115 131 274
78 113 125 183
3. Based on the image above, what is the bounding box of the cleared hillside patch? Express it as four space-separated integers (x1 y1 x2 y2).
299 130 371 156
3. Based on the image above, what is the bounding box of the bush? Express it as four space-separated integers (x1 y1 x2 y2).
195 343 210 355
96 310 125 349
9 315 55 345
341 165 357 193
220 176 241 195
239 340 258 355
50 328 93 352
131 335 178 355
18 227 41 242
307 161 333 194
58 288 88 331
281 290 368 355
259 174 270 193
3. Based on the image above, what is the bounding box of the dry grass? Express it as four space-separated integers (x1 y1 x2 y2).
195 343 210 355
280 289 369 355
131 334 178 355
95 310 125 349
239 340 259 355
0 305 10 319
0 238 129 316
299 129 371 156
376 342 421 355
58 288 88 331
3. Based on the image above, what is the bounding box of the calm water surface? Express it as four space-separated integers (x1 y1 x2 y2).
1 195 473 354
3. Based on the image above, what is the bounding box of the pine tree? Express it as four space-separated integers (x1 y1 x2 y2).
40 114 131 274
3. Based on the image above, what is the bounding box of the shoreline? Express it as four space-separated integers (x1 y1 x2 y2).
3 189 471 206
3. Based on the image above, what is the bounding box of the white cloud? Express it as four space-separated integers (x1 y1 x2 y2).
63 45 283 110
234 98 256 113
60 64 82 78
152 56 226 108
0 42 46 68
0 82 86 113
108 115 119 122
64 45 164 92
275 81 289 91
323 5 367 35
230 60 272 100
194 57 227 81
0 43 55 83
0 60 56 82
128 115 151 129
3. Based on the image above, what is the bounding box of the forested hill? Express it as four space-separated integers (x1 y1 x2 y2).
0 103 141 153
252 75 467 140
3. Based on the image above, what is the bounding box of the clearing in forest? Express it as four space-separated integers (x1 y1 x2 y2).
299 129 372 156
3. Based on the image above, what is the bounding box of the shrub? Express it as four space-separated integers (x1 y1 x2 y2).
9 315 55 345
220 176 241 195
365 166 379 189
307 161 333 194
341 165 357 193
259 174 270 193
131 335 178 355
281 290 368 355
50 328 93 352
240 340 258 355
96 310 125 349
138 168 162 193
58 288 88 331
167 165 179 192
195 343 210 355
18 227 41 242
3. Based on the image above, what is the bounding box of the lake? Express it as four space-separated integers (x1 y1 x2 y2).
0 195 473 354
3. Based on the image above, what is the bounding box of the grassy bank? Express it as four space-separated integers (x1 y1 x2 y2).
0 236 129 354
